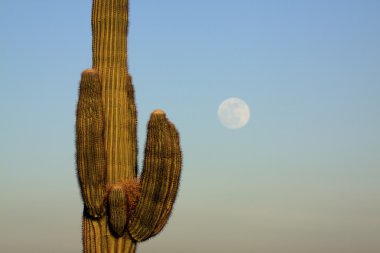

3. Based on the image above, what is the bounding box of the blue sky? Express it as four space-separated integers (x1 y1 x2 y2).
1 0 379 252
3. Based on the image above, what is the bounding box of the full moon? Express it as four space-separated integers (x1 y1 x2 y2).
217 97 250 129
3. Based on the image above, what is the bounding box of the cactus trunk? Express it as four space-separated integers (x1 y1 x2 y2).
76 0 182 252
92 0 137 183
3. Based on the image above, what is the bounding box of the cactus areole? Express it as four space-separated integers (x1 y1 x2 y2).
75 0 183 252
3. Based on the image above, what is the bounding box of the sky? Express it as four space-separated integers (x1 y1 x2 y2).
1 0 379 252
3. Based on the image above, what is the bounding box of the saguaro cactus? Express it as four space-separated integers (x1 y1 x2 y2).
75 0 182 252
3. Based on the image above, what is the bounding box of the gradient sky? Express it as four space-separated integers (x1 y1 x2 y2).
1 0 380 252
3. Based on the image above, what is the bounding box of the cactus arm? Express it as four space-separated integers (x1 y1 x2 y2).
108 185 128 237
151 122 182 236
76 69 107 218
128 110 182 242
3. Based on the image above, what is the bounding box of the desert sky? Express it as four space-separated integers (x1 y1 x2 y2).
1 0 379 252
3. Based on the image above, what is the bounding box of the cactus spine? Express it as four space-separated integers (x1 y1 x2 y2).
76 0 182 252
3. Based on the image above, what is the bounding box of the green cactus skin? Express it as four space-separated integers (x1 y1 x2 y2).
76 0 182 252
